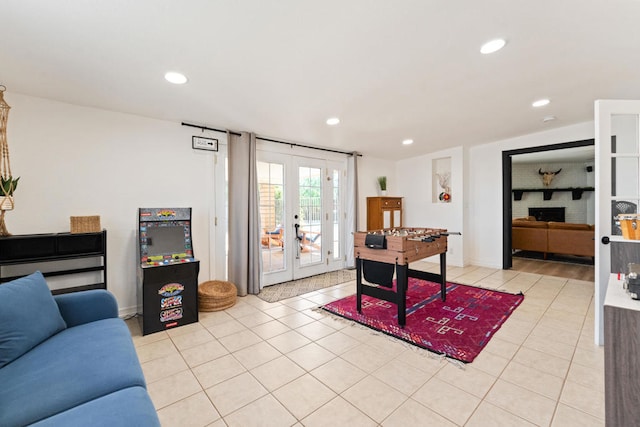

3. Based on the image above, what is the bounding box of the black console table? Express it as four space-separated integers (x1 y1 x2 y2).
0 230 107 294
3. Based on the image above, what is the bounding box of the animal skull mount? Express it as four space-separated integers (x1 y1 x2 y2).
538 168 562 186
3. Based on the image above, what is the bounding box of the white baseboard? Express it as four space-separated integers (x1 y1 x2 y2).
467 256 503 270
118 305 139 319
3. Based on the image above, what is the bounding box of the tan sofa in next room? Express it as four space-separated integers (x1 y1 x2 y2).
512 216 595 259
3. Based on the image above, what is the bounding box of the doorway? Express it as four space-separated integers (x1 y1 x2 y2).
502 139 595 270
258 151 347 286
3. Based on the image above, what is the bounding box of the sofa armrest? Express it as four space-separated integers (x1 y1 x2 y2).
54 290 119 327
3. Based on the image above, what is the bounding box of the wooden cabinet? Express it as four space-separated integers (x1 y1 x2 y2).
604 275 640 426
366 197 403 230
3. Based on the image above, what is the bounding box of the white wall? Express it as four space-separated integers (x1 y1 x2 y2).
396 146 465 266
3 92 601 310
356 156 396 230
468 122 595 268
512 161 595 223
5 92 224 314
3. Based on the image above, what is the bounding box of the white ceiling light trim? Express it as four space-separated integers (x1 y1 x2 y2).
480 38 506 54
164 72 188 84
532 98 550 107
326 117 340 126
402 139 414 145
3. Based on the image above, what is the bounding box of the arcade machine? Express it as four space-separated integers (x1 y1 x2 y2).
137 207 199 335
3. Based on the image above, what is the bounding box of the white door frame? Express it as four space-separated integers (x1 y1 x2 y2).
258 144 347 286
595 100 640 345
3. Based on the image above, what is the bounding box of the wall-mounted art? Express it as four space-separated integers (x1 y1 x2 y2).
432 157 451 203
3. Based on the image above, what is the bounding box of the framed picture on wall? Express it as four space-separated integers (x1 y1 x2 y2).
192 136 218 151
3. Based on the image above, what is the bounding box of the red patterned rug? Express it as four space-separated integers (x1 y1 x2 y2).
321 278 524 363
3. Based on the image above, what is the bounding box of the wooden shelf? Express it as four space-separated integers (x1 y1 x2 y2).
512 187 595 201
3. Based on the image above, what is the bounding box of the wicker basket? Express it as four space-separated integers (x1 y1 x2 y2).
70 216 101 234
198 280 237 312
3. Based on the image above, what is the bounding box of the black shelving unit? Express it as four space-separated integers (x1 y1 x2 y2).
512 187 595 201
0 230 107 294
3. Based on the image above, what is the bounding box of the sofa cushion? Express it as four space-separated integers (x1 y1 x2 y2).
0 271 66 369
512 219 548 228
548 221 593 230
512 226 548 252
55 289 118 327
513 216 536 221
30 386 160 427
0 318 146 427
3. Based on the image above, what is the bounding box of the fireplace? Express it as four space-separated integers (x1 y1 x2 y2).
529 207 565 222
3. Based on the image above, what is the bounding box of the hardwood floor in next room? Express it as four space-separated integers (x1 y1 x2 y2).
511 258 594 282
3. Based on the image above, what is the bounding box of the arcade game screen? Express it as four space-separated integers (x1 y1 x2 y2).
145 224 189 258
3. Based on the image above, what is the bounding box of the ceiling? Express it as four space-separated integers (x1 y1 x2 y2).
3 0 640 160
512 145 595 164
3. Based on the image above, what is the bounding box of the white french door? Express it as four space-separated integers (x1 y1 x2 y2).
595 100 640 345
258 151 346 286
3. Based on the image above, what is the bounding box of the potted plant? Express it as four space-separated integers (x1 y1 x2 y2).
0 176 19 210
377 176 387 196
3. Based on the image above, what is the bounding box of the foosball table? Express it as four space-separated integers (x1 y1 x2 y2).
354 227 453 327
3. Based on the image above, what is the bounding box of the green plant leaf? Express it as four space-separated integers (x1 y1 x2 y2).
0 176 19 196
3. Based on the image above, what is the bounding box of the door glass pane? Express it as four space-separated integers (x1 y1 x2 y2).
611 114 639 154
258 161 285 273
332 169 341 260
611 114 640 235
612 157 639 197
299 166 322 265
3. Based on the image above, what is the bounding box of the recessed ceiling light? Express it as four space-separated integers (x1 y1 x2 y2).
164 71 188 84
480 39 506 54
532 99 550 107
402 139 414 145
543 115 557 123
326 117 340 126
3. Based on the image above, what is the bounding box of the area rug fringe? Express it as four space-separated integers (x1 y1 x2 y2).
447 282 523 297
312 305 466 369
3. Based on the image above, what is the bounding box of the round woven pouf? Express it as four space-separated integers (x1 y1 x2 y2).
198 280 237 312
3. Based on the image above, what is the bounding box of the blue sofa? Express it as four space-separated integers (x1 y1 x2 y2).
0 272 160 427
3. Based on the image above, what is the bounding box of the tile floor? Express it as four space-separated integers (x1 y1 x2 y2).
127 262 604 427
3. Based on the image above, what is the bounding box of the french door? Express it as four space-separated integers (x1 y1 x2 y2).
595 100 640 345
258 151 346 286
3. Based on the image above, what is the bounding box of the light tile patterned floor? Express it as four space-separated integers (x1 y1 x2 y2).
127 262 604 427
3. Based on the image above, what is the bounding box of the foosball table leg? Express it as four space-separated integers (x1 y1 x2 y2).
440 252 447 302
356 256 363 313
397 263 407 327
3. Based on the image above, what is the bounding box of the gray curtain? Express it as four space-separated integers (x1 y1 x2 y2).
227 131 262 295
346 153 359 268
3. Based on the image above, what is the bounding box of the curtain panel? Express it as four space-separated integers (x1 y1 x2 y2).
227 131 262 295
